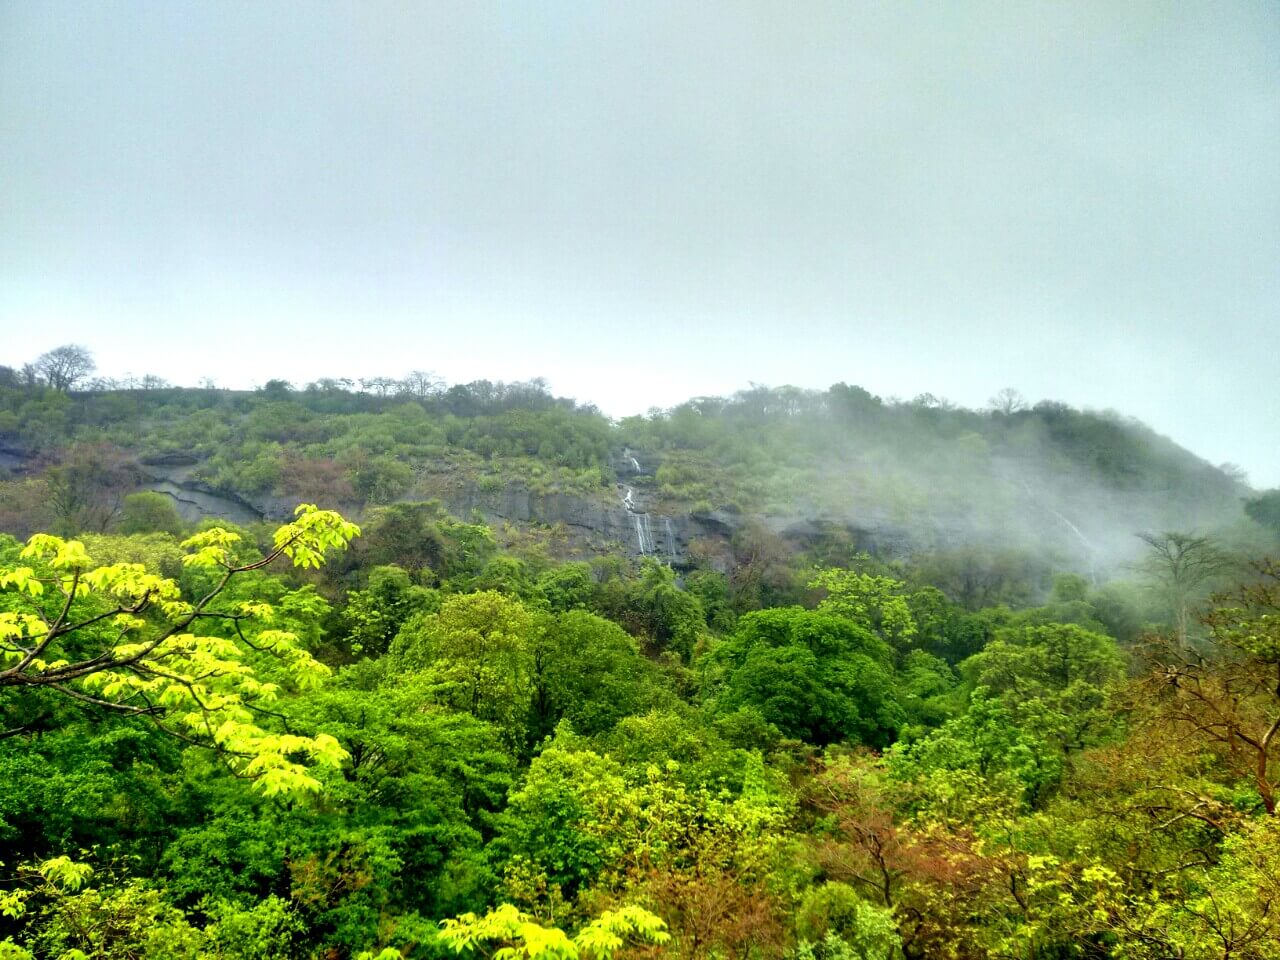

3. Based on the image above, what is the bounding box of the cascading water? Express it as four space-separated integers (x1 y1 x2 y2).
630 456 640 472
619 474 665 560
1016 476 1099 584
634 514 649 554
620 485 648 554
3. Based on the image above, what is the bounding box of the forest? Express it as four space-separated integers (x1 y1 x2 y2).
3 347 1280 959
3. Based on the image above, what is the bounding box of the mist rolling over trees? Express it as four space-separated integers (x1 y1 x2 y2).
0 347 1260 580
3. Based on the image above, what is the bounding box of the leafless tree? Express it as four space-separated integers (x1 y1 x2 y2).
1137 531 1238 646
33 344 95 392
400 369 443 399
987 387 1027 416
359 376 397 397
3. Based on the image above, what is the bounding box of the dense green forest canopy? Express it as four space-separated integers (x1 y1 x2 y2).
2 347 1280 958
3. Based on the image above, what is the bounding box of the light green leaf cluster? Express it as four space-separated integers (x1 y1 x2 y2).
0 857 94 923
273 503 362 569
439 903 668 960
0 612 46 648
21 534 91 571
179 527 243 569
0 566 43 597
0 505 360 798
574 906 672 956
809 566 917 648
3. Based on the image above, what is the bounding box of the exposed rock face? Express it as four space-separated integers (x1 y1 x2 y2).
0 443 34 475
444 482 695 564
137 460 271 525
132 445 919 567
1 442 1165 575
110 449 919 567
140 480 264 526
443 480 916 569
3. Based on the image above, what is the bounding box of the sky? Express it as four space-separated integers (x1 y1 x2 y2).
2 2 1277 484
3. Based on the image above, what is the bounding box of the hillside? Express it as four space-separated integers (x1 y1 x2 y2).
0 375 1252 576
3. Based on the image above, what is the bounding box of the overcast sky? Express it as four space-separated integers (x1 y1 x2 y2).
2 2 1277 484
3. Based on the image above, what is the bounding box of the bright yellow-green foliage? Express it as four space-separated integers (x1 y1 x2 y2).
809 565 918 648
438 903 669 960
0 856 94 924
0 504 359 796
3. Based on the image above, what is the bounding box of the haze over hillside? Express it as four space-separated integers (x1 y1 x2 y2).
0 356 1265 591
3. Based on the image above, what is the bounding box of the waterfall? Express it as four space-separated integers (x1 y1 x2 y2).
663 516 677 560
1048 508 1099 585
1016 476 1099 584
630 456 641 472
621 484 647 553
619 480 658 558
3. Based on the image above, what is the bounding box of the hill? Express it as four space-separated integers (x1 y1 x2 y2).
0 372 1255 589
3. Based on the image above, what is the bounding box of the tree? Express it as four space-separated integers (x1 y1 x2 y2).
960 622 1125 751
335 564 437 657
1135 561 1280 814
535 562 597 613
529 609 662 740
0 504 360 796
1245 490 1280 535
491 732 789 918
438 903 669 960
708 607 902 746
987 388 1027 416
355 501 495 580
803 754 1011 958
43 443 136 535
888 691 1063 808
257 379 293 400
118 491 185 537
388 591 539 748
1136 532 1236 646
728 522 796 612
400 369 443 400
32 345 95 392
809 564 918 652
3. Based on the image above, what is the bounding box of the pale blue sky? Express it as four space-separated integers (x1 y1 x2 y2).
2 2 1277 483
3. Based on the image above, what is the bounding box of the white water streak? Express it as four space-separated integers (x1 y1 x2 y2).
1017 477 1098 584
